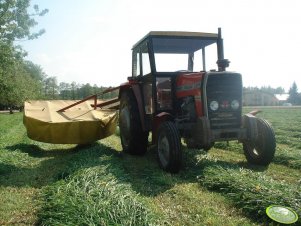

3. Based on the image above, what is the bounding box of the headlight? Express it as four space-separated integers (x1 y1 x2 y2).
210 100 219 111
231 100 239 110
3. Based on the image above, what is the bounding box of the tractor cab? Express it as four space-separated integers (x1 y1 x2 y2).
130 30 228 116
119 29 275 173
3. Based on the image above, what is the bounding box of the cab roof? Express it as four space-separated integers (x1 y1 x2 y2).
132 31 219 50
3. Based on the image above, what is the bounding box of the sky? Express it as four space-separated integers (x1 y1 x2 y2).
22 0 301 92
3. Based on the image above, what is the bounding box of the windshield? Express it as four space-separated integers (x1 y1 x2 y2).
152 37 217 72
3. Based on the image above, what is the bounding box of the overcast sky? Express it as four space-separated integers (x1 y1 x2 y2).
22 0 301 92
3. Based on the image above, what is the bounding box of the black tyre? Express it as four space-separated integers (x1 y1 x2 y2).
243 118 276 165
157 121 182 173
119 91 148 155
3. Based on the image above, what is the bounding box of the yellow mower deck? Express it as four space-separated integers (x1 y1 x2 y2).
23 100 118 144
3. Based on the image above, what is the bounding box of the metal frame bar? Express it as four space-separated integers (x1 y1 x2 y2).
57 94 97 112
57 86 120 112
92 97 119 108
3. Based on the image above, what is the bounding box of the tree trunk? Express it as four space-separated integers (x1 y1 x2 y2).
9 106 13 114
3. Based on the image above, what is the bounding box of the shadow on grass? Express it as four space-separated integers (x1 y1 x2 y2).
1 141 205 196
0 162 18 175
110 145 270 197
2 141 283 225
5 143 79 157
1 142 115 188
1 141 271 197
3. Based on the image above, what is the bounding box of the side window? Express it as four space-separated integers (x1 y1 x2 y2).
133 42 153 113
132 49 141 76
193 49 204 71
141 42 151 76
205 43 218 71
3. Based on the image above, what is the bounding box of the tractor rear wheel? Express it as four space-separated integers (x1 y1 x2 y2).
157 121 182 173
243 118 276 165
119 91 148 155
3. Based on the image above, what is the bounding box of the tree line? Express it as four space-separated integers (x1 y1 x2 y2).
1 1 300 113
0 1 117 113
43 80 118 101
244 83 301 105
243 86 285 94
0 0 47 112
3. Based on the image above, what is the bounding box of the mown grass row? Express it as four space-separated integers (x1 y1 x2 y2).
39 168 157 225
273 145 301 169
1 108 300 225
248 107 301 149
197 154 301 225
37 144 160 226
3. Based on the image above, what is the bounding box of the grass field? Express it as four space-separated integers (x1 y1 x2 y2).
0 107 300 225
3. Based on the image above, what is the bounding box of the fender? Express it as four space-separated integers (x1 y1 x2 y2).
241 113 258 141
152 112 174 144
119 80 137 98
119 82 146 131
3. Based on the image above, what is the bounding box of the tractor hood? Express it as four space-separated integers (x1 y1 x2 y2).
176 72 205 99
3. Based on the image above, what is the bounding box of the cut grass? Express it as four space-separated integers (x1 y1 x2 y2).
153 183 257 226
0 187 40 225
1 108 301 225
39 167 157 225
273 145 301 169
197 154 301 225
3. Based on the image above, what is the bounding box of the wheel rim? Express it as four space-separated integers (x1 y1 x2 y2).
158 133 170 167
119 105 130 147
251 147 259 156
251 141 262 157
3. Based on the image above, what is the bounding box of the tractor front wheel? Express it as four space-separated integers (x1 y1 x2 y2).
119 91 148 155
243 117 276 166
157 121 182 173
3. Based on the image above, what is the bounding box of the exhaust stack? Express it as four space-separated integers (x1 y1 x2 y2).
217 27 230 71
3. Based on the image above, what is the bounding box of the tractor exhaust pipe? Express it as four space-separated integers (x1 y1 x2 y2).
217 28 230 71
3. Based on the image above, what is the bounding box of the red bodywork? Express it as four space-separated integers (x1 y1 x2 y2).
119 72 207 144
176 72 205 117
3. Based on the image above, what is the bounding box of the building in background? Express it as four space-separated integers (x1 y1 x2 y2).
243 90 283 106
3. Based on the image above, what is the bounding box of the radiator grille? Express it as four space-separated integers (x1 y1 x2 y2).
205 72 242 129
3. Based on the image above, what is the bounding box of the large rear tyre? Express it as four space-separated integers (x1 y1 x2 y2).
119 91 148 155
243 118 276 165
157 121 182 173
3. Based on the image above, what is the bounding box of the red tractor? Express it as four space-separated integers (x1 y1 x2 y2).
118 28 276 173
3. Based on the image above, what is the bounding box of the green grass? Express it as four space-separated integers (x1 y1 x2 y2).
197 155 301 223
0 107 300 225
39 167 156 225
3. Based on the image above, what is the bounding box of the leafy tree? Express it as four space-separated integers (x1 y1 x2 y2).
244 86 285 95
0 1 48 112
59 82 72 99
258 86 285 94
70 82 79 100
24 60 46 81
0 0 48 43
0 59 40 112
78 83 94 99
57 82 119 100
275 86 285 94
43 76 58 99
